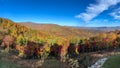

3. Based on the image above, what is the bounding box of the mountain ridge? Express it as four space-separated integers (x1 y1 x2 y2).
19 22 120 32
20 22 101 38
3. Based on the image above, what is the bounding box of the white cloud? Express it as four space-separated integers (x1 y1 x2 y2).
110 8 120 20
75 0 120 22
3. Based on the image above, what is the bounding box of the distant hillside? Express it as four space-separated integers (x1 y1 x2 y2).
76 27 120 31
20 22 101 38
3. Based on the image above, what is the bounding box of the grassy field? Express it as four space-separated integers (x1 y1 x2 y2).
0 60 19 68
102 54 120 68
0 50 20 68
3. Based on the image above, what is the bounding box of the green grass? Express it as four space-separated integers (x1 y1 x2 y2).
0 60 19 68
0 51 20 68
102 54 120 68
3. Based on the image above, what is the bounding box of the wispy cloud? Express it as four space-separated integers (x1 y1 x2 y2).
110 8 120 20
75 0 120 22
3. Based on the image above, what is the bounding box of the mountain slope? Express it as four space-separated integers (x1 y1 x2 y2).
76 27 120 31
20 22 101 38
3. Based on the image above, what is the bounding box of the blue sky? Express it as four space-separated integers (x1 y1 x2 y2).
0 0 120 27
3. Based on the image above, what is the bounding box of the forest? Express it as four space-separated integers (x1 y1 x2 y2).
0 18 120 68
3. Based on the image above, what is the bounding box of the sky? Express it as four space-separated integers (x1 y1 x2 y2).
0 0 120 27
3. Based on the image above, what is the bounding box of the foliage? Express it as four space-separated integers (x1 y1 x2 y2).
1 18 120 68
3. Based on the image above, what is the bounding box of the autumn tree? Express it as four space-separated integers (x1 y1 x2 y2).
1 35 14 52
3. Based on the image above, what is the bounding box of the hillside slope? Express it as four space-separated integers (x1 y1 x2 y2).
76 27 120 31
20 22 101 38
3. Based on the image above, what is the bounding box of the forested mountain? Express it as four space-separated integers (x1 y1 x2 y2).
76 27 120 31
20 22 101 38
0 18 101 46
1 18 120 68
